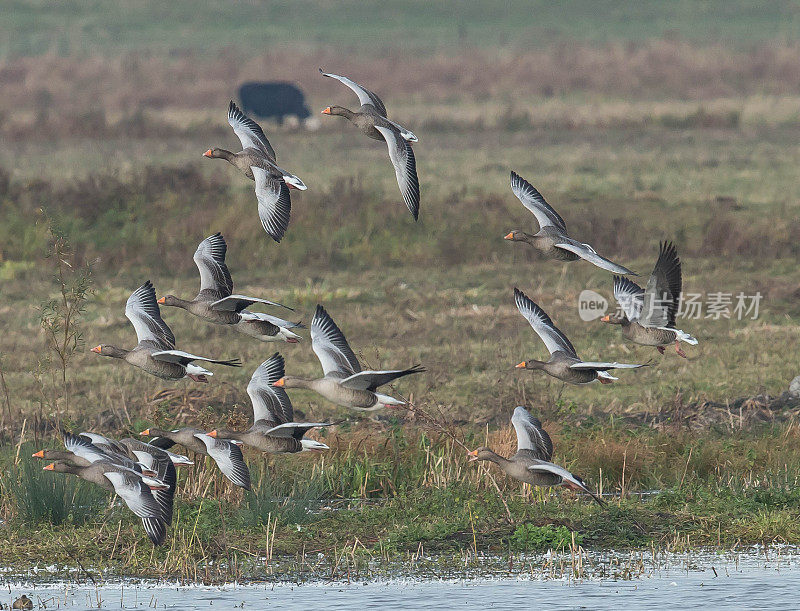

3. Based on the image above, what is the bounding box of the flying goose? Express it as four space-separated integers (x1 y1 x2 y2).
91 281 241 382
503 172 636 275
273 305 424 411
158 233 303 343
601 241 697 357
204 101 307 242
319 69 420 220
468 406 605 506
139 427 251 490
42 459 170 545
513 288 647 384
210 353 332 453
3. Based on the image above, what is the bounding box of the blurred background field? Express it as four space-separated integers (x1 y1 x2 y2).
0 0 800 563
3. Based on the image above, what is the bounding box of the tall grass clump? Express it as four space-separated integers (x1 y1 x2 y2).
238 462 327 527
4 446 106 526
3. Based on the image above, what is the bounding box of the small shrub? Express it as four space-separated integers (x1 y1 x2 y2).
510 523 582 551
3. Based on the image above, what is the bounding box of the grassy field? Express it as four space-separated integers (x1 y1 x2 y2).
4 0 800 57
1 2 800 579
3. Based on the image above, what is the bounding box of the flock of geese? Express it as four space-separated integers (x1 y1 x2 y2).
38 70 698 543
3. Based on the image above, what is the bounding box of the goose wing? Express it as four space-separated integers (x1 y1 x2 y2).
150 349 241 368
374 125 420 221
554 238 637 275
569 361 647 371
613 275 644 321
319 69 387 116
641 241 682 328
310 304 361 378
126 281 175 350
193 233 233 301
247 353 294 425
510 172 567 232
339 365 425 391
210 294 292 313
253 168 291 243
514 288 577 358
228 100 276 159
511 406 553 461
194 434 251 490
102 470 162 519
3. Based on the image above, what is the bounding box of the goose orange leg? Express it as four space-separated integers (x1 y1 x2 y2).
599 376 613 385
656 346 665 354
675 341 687 358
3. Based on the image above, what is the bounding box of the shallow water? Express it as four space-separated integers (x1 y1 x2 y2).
4 550 799 610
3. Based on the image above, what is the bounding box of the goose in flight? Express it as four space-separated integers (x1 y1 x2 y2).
91 281 241 382
204 101 306 242
513 288 647 385
273 305 424 410
319 69 420 221
503 172 636 275
210 353 332 453
158 233 303 343
601 241 697 357
468 406 605 506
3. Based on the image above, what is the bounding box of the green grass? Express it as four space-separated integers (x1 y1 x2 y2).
4 0 800 58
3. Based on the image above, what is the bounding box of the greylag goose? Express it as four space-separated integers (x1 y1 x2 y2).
210 353 332 453
601 241 697 357
158 233 303 343
32 432 159 478
139 427 251 490
91 281 241 382
204 101 306 242
43 459 170 544
504 172 636 275
274 305 424 411
468 406 605 506
319 69 420 220
514 288 647 384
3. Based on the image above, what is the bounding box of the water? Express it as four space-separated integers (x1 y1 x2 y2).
4 550 798 610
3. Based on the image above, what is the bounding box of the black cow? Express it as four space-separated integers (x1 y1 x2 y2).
238 81 311 125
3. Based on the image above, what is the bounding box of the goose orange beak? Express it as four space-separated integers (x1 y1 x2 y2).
321 107 331 115
43 462 55 471
467 449 479 461
203 149 213 157
91 345 102 354
273 378 285 387
504 232 515 240
32 450 45 458
139 429 150 436
208 430 218 438
600 315 610 322
157 297 166 304
515 361 526 369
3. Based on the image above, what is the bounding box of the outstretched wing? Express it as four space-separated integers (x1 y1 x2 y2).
375 125 420 221
247 353 294 425
339 365 425 391
511 406 553 461
554 238 637 275
228 100 276 159
103 470 162 519
150 350 241 368
125 281 175 349
514 288 577 358
613 275 644 321
642 241 682 328
320 69 387 116
210 294 292 313
570 361 647 371
193 233 233 301
253 168 291 243
510 171 567 232
310 304 361 378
